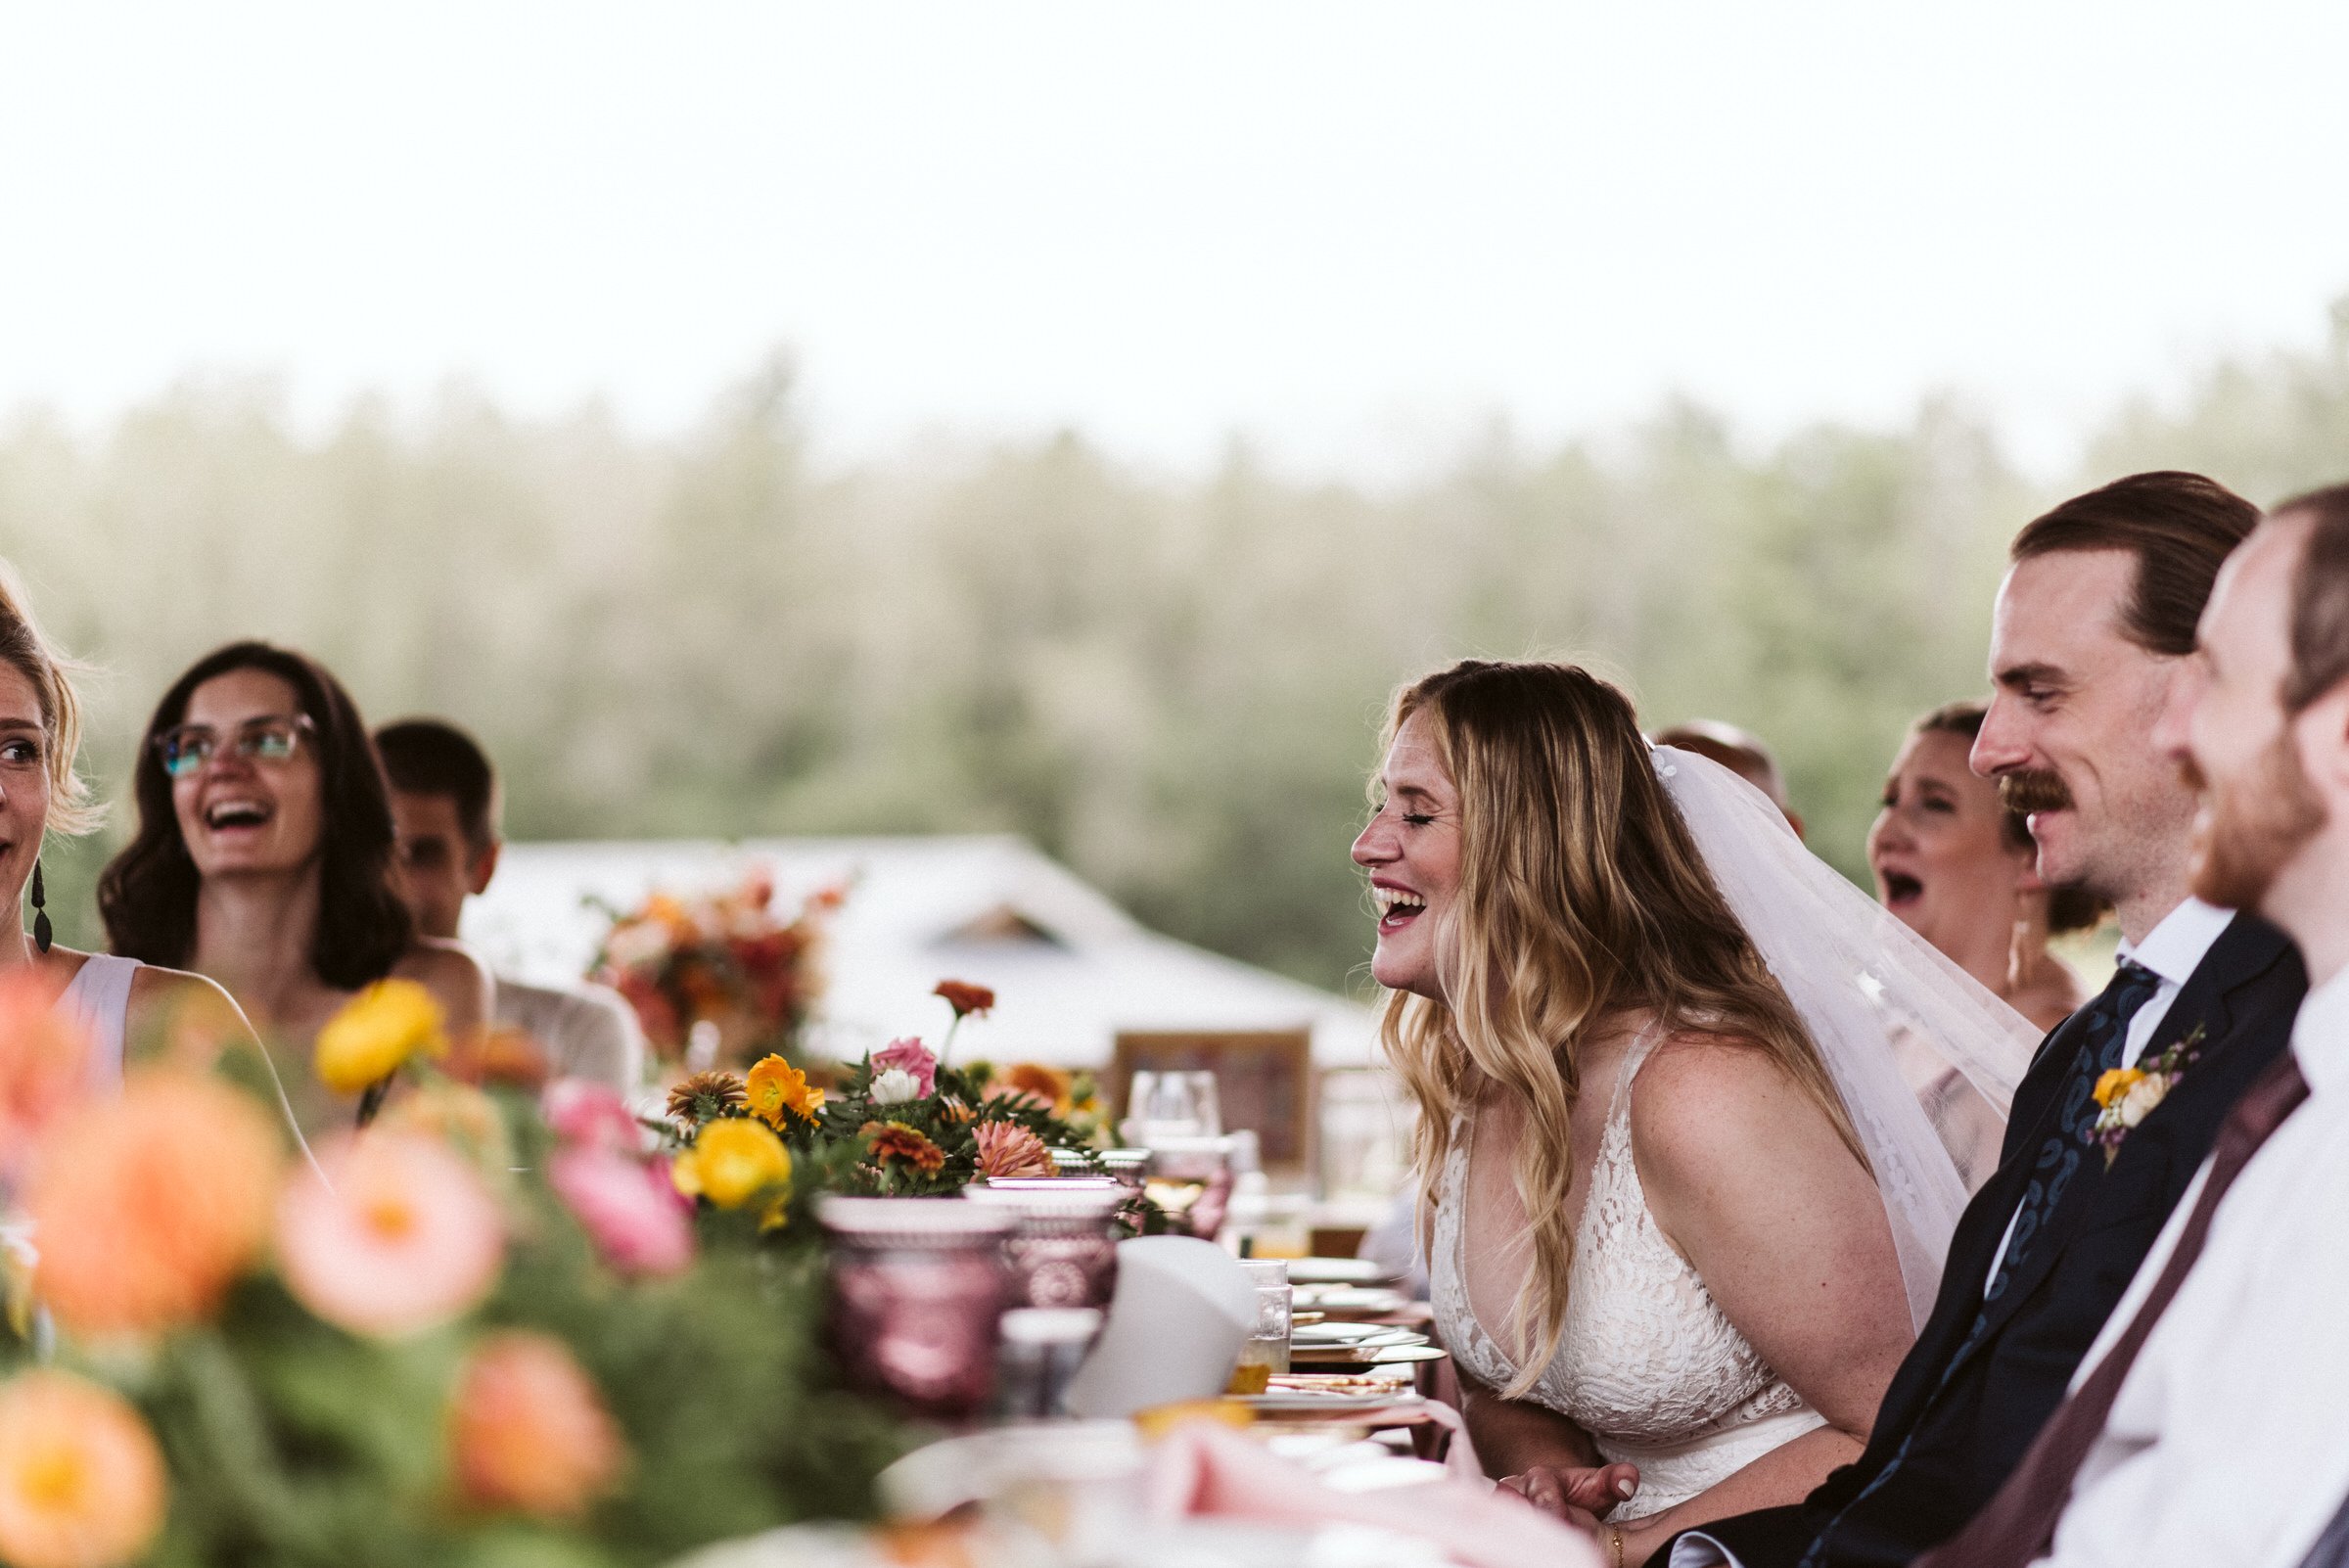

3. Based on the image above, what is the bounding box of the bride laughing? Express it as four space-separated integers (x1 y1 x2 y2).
1352 661 2035 1566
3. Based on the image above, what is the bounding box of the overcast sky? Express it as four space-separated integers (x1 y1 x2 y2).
4 2 2346 481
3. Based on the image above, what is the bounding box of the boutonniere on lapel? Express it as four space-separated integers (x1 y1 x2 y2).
2090 1024 2207 1168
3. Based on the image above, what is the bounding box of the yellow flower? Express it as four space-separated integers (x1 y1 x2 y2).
744 1055 825 1129
670 1119 793 1210
314 980 448 1095
2093 1066 2145 1110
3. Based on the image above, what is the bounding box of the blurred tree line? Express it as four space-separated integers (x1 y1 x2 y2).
4 304 2345 995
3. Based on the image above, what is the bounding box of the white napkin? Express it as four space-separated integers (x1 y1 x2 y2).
1065 1235 1256 1418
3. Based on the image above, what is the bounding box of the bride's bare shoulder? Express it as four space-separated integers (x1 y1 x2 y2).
1626 1030 1829 1173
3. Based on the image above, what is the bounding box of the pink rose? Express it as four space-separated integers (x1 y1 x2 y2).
871 1038 937 1100
541 1079 644 1153
547 1148 695 1277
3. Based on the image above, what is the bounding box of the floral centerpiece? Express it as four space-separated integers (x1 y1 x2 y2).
660 981 1130 1208
0 971 902 1568
590 867 840 1072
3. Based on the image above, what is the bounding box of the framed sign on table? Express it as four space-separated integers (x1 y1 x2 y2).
1110 1029 1313 1174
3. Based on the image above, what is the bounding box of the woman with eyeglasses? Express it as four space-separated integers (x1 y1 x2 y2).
98 641 490 1130
1 567 257 1088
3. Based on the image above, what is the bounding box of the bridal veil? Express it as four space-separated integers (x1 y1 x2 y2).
1652 744 2042 1330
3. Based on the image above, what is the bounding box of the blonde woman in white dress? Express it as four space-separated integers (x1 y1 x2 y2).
1351 661 2034 1567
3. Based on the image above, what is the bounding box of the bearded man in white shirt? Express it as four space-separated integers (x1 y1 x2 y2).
1911 480 2349 1568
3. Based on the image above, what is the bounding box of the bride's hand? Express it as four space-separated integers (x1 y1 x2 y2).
1498 1461 1639 1521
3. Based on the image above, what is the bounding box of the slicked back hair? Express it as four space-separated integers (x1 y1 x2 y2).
2009 472 2258 657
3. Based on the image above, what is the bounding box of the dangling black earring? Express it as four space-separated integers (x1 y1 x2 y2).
30 857 52 954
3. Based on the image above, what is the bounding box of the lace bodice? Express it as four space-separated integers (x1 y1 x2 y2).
1429 1034 1823 1520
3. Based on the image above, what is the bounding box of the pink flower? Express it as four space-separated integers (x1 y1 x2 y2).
870 1037 937 1099
547 1149 695 1277
973 1121 1054 1179
541 1079 644 1154
276 1131 504 1339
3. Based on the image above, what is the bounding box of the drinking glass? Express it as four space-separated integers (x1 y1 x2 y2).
1228 1258 1292 1389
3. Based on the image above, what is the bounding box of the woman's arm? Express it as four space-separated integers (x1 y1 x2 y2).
1598 1035 1914 1563
1452 1361 1605 1479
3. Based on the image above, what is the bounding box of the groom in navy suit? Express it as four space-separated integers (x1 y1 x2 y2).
1652 472 2307 1568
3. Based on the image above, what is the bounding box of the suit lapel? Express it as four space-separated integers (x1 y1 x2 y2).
1956 914 2263 1353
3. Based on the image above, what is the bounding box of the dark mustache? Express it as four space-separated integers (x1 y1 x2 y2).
1999 769 2074 815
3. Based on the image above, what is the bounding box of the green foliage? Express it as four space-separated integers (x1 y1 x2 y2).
5 309 2346 991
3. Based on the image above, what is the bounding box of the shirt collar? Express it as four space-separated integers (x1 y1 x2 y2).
2293 968 2349 1096
2115 897 2234 991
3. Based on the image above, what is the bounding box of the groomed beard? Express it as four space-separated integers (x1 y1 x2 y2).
1999 769 2073 816
2185 737 2328 910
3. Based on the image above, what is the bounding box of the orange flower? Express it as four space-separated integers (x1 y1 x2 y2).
449 1331 625 1518
0 969 89 1167
27 1069 281 1338
744 1055 824 1128
993 1063 1072 1115
933 980 995 1020
862 1121 946 1174
973 1122 1053 1179
277 1131 504 1339
445 1026 551 1090
0 1371 167 1568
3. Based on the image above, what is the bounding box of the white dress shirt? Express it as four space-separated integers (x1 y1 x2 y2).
1672 899 2239 1568
2037 962 2349 1568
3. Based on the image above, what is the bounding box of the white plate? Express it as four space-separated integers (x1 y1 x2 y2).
1292 1285 1411 1316
1290 1322 1414 1347
1236 1390 1423 1413
1281 1257 1398 1286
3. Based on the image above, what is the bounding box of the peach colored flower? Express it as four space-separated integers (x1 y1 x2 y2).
548 1149 694 1277
375 1081 512 1181
27 1069 281 1338
933 981 995 1019
972 1121 1053 1180
870 1038 937 1099
0 969 89 1173
277 1130 503 1339
450 1331 625 1518
862 1121 945 1175
446 1025 551 1090
541 1079 644 1153
744 1055 824 1128
990 1062 1072 1115
0 1370 167 1568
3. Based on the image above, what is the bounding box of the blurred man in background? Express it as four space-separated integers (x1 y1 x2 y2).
1652 719 1805 838
375 718 643 1092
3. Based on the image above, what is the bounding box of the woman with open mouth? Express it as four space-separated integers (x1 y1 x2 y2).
1867 701 2097 1035
0 567 260 1098
98 642 490 1132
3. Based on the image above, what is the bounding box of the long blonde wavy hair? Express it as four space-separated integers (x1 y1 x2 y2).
1376 661 1864 1396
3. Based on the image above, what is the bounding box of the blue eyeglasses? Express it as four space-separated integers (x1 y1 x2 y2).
154 715 316 778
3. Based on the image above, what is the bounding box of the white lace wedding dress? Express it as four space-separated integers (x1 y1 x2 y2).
1429 1029 1826 1522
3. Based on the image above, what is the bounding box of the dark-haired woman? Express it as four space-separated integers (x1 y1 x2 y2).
99 643 488 1130
1867 702 2096 1034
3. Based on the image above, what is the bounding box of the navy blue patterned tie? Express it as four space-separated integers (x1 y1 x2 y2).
1974 958 2161 1311
1795 959 2161 1568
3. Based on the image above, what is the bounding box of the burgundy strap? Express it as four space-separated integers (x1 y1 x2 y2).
1915 1050 2312 1568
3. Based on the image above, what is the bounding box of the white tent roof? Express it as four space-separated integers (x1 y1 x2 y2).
462 834 1379 1071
